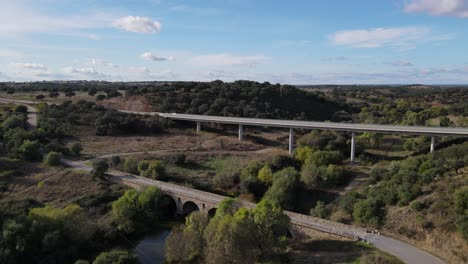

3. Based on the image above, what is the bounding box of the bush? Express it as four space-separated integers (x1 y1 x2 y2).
241 160 263 180
300 163 326 188
257 164 273 184
14 105 28 113
137 160 151 175
91 159 109 179
96 94 106 101
111 155 121 167
124 157 138 174
263 167 299 210
92 250 138 264
44 151 62 166
353 198 384 227
147 160 166 179
270 154 295 170
454 187 468 241
70 142 82 156
294 146 314 164
310 201 328 219
19 140 43 161
169 153 186 165
112 187 165 233
306 150 343 166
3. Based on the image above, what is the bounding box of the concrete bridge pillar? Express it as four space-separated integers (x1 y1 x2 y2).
289 128 294 155
196 122 201 132
239 124 243 141
350 132 356 162
430 136 435 153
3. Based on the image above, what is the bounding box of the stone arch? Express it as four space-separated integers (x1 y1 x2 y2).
158 194 177 218
208 208 217 218
182 201 200 216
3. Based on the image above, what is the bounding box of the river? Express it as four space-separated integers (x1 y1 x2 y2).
132 228 171 264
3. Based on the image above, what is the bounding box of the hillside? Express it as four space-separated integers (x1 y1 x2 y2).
124 80 349 121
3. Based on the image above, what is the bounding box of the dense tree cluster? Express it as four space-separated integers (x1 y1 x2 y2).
337 143 468 229
130 80 348 121
165 198 290 264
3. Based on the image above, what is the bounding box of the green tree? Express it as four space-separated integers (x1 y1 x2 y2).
294 146 314 164
353 199 384 228
14 105 28 113
44 151 62 166
263 167 299 210
454 187 468 241
18 140 42 161
257 164 273 184
92 250 138 264
112 187 163 233
123 157 139 174
70 142 82 156
96 94 106 101
301 163 326 188
91 159 109 179
111 155 121 167
310 201 328 219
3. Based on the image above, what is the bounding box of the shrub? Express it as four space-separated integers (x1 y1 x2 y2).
147 160 166 179
70 142 82 156
257 164 273 184
169 153 186 165
91 159 109 179
14 105 28 113
270 154 295 170
19 140 43 161
44 151 62 166
410 201 426 212
137 160 151 175
306 150 343 166
263 167 299 210
92 250 138 264
300 163 326 188
310 201 328 219
353 198 384 227
124 157 138 174
294 146 314 164
241 160 263 180
96 94 106 101
111 155 121 167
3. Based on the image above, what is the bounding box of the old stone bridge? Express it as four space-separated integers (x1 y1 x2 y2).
61 159 446 263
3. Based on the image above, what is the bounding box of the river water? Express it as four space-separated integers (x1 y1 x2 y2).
132 228 171 264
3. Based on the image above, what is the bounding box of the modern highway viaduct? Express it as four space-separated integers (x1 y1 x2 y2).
121 111 468 161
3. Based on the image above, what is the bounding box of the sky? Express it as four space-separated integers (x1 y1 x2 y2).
0 0 468 84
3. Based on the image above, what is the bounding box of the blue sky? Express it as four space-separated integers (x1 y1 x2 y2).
1 0 468 84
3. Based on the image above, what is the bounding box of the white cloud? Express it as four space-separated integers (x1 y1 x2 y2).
329 26 431 48
10 62 47 71
128 66 175 80
0 2 114 36
140 52 175 61
385 60 414 67
404 0 468 18
113 16 162 34
62 67 110 79
89 58 119 68
190 53 269 66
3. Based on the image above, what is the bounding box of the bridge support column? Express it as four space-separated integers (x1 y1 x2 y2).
238 124 243 141
350 132 356 162
196 122 201 132
430 136 435 153
289 128 294 155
